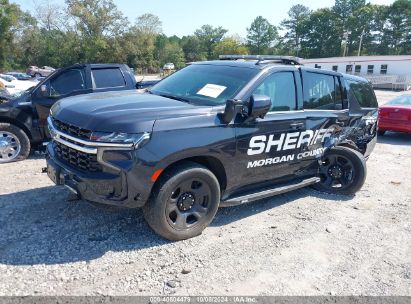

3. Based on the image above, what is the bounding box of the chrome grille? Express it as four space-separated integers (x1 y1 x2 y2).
55 142 102 172
52 118 92 140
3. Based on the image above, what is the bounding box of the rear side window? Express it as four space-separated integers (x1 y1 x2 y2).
92 68 125 88
348 80 378 108
303 72 343 110
253 72 297 112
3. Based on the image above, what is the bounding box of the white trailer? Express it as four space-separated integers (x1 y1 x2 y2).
302 55 411 90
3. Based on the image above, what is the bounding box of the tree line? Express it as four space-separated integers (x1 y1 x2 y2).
0 0 410 73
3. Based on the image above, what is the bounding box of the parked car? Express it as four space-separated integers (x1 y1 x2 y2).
45 55 378 240
6 72 32 81
378 94 411 135
0 78 19 96
0 63 159 163
0 75 37 95
163 63 175 70
26 66 56 77
0 74 17 82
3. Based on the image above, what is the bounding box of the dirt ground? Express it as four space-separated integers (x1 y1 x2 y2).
0 90 410 296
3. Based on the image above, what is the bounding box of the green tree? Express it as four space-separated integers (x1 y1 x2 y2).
246 16 278 54
280 5 311 56
332 0 367 55
194 25 227 59
122 26 157 72
66 0 128 63
135 13 162 35
161 42 186 69
213 36 249 57
300 8 342 58
382 0 411 54
181 36 207 62
0 0 21 70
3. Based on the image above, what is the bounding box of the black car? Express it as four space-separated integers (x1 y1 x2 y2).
0 63 158 163
45 55 378 240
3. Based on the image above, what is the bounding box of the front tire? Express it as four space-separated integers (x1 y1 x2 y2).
0 123 30 163
143 162 220 241
313 146 366 195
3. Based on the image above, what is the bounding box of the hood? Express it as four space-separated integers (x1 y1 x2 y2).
51 90 213 133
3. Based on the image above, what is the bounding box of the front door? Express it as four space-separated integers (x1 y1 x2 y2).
235 71 307 190
32 67 90 138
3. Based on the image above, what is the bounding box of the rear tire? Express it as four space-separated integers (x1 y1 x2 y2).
0 123 30 163
313 146 366 195
378 130 386 136
143 162 220 241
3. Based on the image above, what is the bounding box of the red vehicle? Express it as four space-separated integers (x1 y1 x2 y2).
378 95 411 135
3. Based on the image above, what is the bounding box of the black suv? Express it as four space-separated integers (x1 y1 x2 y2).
0 63 157 163
46 56 378 240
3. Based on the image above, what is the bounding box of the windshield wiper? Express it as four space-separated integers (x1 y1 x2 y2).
156 93 192 104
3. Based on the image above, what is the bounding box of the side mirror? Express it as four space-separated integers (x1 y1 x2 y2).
249 94 272 119
40 84 49 97
220 99 244 124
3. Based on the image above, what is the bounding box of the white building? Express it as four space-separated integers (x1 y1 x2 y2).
302 55 411 90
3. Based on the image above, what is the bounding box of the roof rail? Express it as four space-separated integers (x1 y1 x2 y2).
219 55 302 66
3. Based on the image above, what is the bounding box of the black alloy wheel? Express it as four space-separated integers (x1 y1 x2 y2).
313 146 366 195
166 178 213 230
143 162 220 241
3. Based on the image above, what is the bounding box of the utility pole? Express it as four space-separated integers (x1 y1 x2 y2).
358 29 365 56
342 31 351 57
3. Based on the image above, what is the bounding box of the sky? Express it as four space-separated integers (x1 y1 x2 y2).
11 0 395 38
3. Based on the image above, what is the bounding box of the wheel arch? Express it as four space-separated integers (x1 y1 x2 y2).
0 117 32 139
152 155 228 195
336 141 362 154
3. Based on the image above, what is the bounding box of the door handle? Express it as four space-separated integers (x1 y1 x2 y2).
290 122 304 130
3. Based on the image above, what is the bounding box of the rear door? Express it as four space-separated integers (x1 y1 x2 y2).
299 70 350 175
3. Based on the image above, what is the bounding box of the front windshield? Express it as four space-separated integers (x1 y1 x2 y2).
386 95 411 107
150 64 259 106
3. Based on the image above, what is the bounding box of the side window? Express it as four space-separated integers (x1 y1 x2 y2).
367 65 374 74
380 64 388 75
253 72 297 112
348 80 378 108
346 65 353 73
332 65 338 72
303 72 343 110
355 65 361 74
92 68 125 88
49 69 86 97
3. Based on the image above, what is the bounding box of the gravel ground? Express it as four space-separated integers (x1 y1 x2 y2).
0 90 410 296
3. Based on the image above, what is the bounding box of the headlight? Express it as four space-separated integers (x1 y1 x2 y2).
90 131 150 145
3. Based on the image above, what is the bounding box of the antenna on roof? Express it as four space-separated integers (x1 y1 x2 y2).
219 55 302 66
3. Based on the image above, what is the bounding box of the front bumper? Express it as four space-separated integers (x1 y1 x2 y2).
46 143 150 208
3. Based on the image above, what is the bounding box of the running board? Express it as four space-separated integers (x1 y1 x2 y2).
221 177 320 207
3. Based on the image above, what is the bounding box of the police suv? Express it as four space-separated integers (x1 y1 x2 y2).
46 55 378 240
